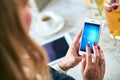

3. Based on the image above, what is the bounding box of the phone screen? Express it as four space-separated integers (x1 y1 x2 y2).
80 22 100 53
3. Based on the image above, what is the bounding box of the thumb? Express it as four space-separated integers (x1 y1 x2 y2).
81 54 86 73
76 56 82 62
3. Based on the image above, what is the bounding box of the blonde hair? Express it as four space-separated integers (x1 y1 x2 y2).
0 0 51 80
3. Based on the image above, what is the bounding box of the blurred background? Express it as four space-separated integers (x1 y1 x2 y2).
29 0 120 80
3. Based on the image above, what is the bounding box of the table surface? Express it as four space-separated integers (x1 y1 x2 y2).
30 0 120 80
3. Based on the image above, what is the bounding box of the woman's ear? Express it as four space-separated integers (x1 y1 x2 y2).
19 3 32 33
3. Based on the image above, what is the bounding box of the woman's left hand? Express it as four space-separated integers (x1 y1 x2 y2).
58 30 82 71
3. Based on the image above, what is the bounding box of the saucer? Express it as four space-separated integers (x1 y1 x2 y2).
35 11 64 37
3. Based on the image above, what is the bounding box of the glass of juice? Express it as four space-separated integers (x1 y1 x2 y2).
84 0 105 19
105 0 120 40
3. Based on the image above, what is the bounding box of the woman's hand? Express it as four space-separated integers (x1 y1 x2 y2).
81 44 105 80
58 30 82 71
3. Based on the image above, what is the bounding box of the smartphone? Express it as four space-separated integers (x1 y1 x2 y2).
79 18 101 55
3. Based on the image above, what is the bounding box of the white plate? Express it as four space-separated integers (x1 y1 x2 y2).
34 11 64 37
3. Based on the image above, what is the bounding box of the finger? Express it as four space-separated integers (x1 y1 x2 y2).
98 45 101 61
99 48 105 68
93 43 99 66
75 56 82 62
73 29 82 44
72 30 82 55
81 54 86 73
76 42 80 49
98 46 103 67
101 50 106 73
68 46 80 56
86 44 92 67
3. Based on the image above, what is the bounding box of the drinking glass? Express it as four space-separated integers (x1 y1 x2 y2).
84 0 105 19
105 0 120 40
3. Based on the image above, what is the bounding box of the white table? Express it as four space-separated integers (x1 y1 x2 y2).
30 0 120 80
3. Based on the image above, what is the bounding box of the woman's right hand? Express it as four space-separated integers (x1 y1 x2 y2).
81 44 105 80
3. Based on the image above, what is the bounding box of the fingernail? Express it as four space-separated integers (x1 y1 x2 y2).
82 54 86 58
93 43 96 46
98 45 100 49
87 44 90 47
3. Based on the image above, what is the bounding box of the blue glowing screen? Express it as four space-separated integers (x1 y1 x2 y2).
80 23 100 53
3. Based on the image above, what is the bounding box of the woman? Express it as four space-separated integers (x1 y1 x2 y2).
0 0 105 80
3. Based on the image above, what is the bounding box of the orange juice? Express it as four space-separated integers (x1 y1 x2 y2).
105 8 120 39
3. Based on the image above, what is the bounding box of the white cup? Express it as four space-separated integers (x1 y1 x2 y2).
40 16 54 31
